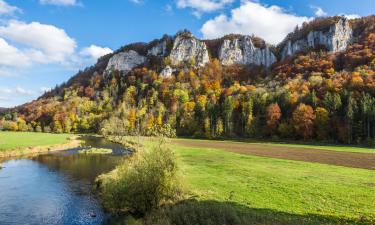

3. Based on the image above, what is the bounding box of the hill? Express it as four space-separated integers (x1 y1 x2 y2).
1 16 374 144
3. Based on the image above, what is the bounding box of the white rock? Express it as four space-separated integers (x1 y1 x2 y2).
219 36 276 68
148 41 167 56
160 66 173 77
169 32 209 67
281 17 352 59
105 50 146 73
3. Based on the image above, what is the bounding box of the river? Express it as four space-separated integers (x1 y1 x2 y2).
0 136 128 225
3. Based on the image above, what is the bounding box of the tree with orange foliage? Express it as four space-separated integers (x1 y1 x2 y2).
293 103 315 139
266 103 281 135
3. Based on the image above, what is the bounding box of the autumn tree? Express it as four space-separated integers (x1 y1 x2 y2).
266 103 281 135
293 103 315 139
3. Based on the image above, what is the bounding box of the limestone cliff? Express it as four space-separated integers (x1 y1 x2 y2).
281 17 352 59
169 31 210 67
219 36 276 67
105 50 146 73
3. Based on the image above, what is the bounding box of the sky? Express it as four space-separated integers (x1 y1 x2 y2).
0 0 373 107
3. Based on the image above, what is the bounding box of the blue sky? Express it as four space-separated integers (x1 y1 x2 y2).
0 0 373 107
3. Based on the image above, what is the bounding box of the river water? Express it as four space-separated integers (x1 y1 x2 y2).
0 136 128 225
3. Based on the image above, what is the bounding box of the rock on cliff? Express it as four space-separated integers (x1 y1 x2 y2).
219 36 276 68
281 17 352 59
169 31 210 67
147 40 168 57
106 50 147 73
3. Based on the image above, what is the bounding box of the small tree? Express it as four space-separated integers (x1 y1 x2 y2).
293 103 315 139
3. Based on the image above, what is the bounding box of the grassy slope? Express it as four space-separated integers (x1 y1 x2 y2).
141 138 375 224
0 132 72 151
178 138 375 153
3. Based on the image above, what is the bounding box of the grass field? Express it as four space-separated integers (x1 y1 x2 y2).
0 132 72 151
139 138 375 224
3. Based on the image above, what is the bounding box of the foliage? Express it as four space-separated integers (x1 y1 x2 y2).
97 139 184 215
293 104 315 139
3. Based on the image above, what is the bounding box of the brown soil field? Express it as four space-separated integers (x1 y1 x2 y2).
172 139 375 170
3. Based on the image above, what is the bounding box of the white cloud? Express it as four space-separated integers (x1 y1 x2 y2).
0 20 77 64
0 96 8 101
0 87 36 96
0 0 20 15
80 45 113 60
177 0 234 16
311 6 327 17
39 0 78 6
341 14 361 19
201 1 310 45
0 38 30 67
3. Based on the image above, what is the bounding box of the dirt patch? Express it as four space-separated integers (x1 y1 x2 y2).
172 139 375 170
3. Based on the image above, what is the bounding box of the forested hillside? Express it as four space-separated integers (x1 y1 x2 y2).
1 16 374 144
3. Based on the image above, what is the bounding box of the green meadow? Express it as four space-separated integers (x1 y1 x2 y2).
0 131 72 151
138 138 375 225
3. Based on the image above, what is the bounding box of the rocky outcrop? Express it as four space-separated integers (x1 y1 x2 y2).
219 36 276 67
105 50 146 73
148 40 168 56
160 66 173 77
281 17 352 59
169 32 209 67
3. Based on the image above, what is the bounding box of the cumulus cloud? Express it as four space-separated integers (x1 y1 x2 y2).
311 6 327 17
80 45 113 60
201 1 310 45
39 0 78 6
0 20 77 64
0 38 30 67
0 0 20 15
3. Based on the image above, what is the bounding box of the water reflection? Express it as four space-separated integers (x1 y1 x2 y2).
0 136 127 225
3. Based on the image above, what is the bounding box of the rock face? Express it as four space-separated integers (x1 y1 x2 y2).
106 50 146 73
281 17 352 59
147 40 167 56
169 32 209 67
160 66 173 77
219 36 277 67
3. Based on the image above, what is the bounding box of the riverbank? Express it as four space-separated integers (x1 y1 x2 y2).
0 132 81 158
101 136 375 225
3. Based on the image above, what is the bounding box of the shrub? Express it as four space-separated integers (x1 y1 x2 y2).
1 120 18 131
97 139 183 215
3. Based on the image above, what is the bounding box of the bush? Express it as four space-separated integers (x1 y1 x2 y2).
97 139 183 215
1 120 18 131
